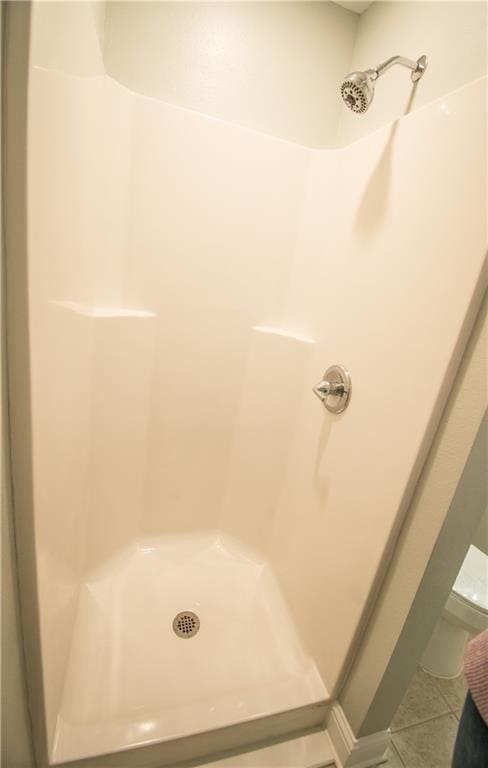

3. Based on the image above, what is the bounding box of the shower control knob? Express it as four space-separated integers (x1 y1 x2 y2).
313 365 351 414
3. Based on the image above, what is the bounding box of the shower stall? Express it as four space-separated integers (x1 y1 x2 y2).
4 2 487 767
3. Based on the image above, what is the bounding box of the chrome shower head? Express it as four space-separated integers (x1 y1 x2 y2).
340 70 376 114
340 54 428 115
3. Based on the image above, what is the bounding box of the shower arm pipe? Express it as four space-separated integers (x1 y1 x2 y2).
367 55 428 83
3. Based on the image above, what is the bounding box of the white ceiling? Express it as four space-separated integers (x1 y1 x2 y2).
332 1 373 14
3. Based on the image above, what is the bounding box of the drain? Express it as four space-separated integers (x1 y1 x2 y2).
173 611 200 638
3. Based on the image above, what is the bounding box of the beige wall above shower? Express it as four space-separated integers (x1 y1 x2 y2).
102 1 487 148
103 1 358 147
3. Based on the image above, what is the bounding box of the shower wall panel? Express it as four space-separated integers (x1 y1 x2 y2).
220 326 315 554
120 91 310 537
25 8 311 749
27 66 101 744
26 3 136 743
268 77 487 695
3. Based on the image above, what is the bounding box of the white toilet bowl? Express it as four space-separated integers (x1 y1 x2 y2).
421 545 488 678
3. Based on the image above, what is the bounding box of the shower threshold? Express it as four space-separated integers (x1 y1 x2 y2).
51 533 329 765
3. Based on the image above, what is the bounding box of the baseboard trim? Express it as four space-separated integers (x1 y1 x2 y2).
326 705 389 768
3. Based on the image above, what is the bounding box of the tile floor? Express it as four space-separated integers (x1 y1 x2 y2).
384 667 468 768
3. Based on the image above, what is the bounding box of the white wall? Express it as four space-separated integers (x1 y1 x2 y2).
340 1 487 145
473 506 488 555
1 450 35 768
103 1 358 147
2 4 38 766
1 7 35 763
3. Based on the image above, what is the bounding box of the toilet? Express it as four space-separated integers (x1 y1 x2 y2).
421 544 488 678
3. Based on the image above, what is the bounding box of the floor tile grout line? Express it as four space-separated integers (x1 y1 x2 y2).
390 739 407 768
390 709 454 736
434 686 457 713
429 671 468 706
430 687 466 717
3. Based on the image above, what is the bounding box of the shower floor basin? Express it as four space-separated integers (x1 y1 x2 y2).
52 532 328 764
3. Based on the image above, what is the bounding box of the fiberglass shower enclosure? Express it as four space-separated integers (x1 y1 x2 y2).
6 2 487 767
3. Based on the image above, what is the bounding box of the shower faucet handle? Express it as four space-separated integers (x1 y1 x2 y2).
313 379 344 400
313 365 351 414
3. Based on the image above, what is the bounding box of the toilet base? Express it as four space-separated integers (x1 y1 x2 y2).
420 616 468 679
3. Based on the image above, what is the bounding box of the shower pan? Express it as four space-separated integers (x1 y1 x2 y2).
53 534 327 761
5 3 487 768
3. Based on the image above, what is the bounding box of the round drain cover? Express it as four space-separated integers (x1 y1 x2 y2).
173 611 200 638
